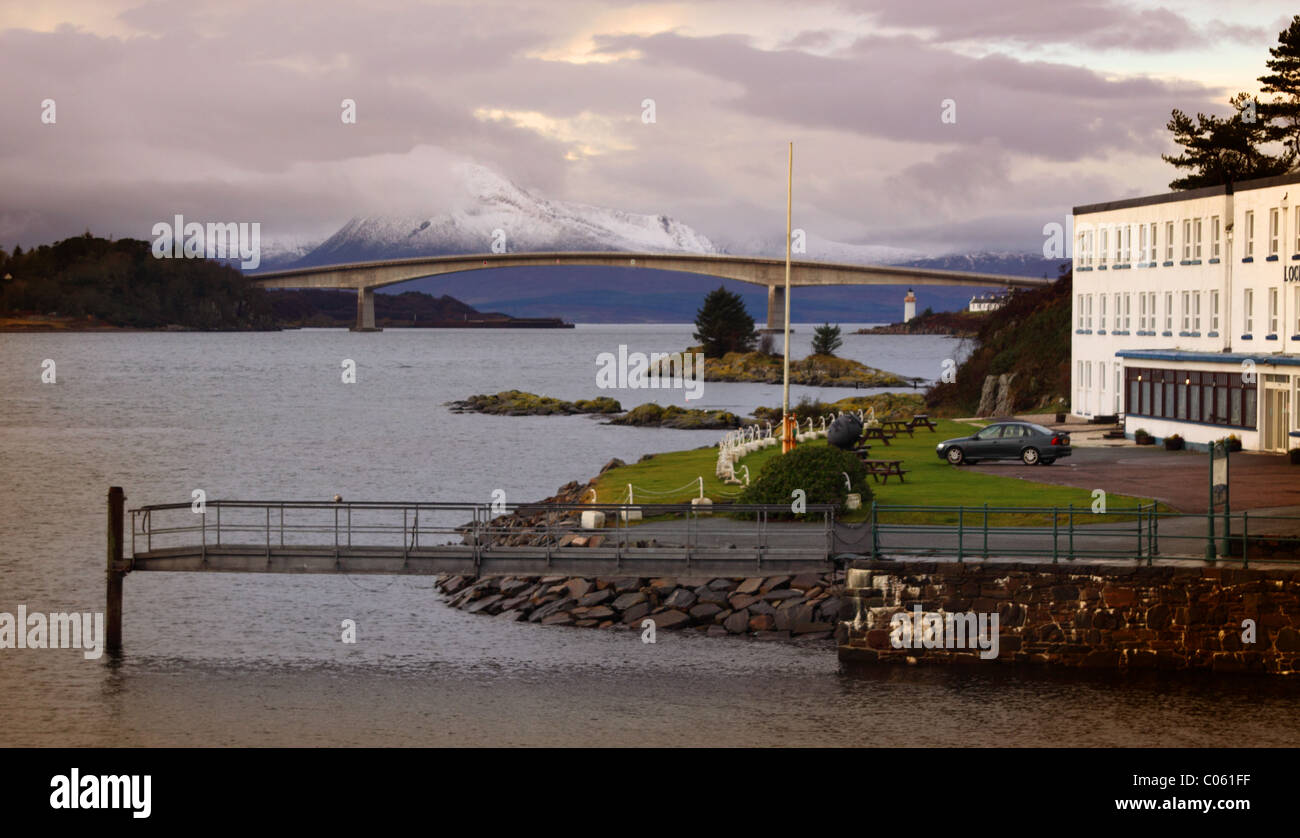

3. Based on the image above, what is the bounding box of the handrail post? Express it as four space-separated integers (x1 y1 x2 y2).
1051 507 1058 563
982 502 988 560
956 506 964 563
1242 511 1249 567
106 487 126 654
1067 503 1074 561
870 501 878 560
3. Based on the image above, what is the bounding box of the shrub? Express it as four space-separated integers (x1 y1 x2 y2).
738 444 870 517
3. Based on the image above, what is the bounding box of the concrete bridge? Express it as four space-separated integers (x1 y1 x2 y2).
251 251 1052 331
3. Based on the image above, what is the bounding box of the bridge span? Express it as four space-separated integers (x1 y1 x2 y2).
251 251 1053 331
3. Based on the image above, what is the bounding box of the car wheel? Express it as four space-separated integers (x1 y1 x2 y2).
1021 447 1040 466
1040 458 1055 465
946 447 965 465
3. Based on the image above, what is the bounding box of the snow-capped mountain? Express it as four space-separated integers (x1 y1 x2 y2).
277 163 717 269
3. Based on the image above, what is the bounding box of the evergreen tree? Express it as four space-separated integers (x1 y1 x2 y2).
692 285 757 357
1162 93 1287 190
810 322 842 357
1258 15 1300 169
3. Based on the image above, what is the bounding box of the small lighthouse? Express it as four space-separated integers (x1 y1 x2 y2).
903 288 916 323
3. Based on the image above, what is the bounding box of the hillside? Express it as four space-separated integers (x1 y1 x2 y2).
924 269 1072 416
0 235 274 329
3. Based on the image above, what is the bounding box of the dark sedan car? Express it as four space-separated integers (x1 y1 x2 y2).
936 421 1071 466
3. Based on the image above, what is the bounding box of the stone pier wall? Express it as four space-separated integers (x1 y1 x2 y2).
839 561 1300 676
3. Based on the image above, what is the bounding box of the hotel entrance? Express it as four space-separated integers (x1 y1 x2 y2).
1262 375 1292 453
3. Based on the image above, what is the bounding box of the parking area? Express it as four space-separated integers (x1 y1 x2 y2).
964 445 1300 512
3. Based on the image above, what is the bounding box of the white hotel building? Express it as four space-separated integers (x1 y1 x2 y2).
1072 172 1300 452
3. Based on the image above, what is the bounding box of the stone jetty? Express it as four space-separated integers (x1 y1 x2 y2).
436 571 849 641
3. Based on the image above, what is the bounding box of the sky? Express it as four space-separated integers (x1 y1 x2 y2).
1 0 1297 257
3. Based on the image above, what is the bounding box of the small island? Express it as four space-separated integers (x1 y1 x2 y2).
447 390 622 416
855 307 981 337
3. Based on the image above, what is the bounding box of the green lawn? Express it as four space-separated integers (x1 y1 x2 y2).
593 419 1165 525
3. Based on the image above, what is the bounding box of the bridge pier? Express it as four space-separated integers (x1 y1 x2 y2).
106 486 126 654
763 285 786 333
351 287 382 332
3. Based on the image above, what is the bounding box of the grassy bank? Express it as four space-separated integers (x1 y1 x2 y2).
593 418 1162 525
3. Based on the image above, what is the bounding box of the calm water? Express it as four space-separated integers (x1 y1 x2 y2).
2 324 1298 747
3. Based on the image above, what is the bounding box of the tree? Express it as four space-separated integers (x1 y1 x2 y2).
693 285 756 357
1259 15 1300 169
811 322 842 356
1162 93 1288 190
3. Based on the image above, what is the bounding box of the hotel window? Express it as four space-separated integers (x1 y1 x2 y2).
1115 226 1124 264
1077 361 1084 400
1099 228 1108 265
1269 287 1279 334
1212 216 1220 259
1270 208 1279 256
1192 292 1201 332
1245 211 1255 258
1295 211 1300 254
1123 293 1131 330
1099 294 1106 330
1210 289 1220 332
1181 291 1190 331
1087 294 1093 330
1244 288 1254 333
1295 287 1300 333
1182 219 1192 260
1112 293 1120 329
1149 222 1158 262
1123 225 1131 263
1138 225 1147 264
1148 292 1157 330
1193 218 1202 259
1138 293 1147 330
1165 221 1174 261
1164 291 1173 331
1097 362 1105 396
1079 231 1089 267
1077 295 1084 329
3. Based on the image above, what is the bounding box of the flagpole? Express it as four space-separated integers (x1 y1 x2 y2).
782 141 796 453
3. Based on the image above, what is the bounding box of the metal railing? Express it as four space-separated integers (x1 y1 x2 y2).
129 499 839 568
851 502 1300 565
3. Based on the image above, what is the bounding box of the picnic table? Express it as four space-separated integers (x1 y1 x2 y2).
861 459 908 483
861 426 895 445
909 414 938 432
880 419 914 437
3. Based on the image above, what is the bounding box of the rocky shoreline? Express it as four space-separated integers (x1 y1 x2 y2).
436 570 849 641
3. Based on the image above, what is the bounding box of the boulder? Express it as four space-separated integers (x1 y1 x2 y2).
790 573 823 591
760 576 791 593
651 610 692 631
736 577 763 595
565 578 593 599
690 603 723 621
664 588 698 610
724 609 751 634
729 593 762 610
748 614 776 632
621 602 651 624
650 578 679 596
578 589 613 607
612 592 648 611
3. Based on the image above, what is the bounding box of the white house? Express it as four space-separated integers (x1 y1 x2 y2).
969 291 1008 313
1072 172 1300 452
